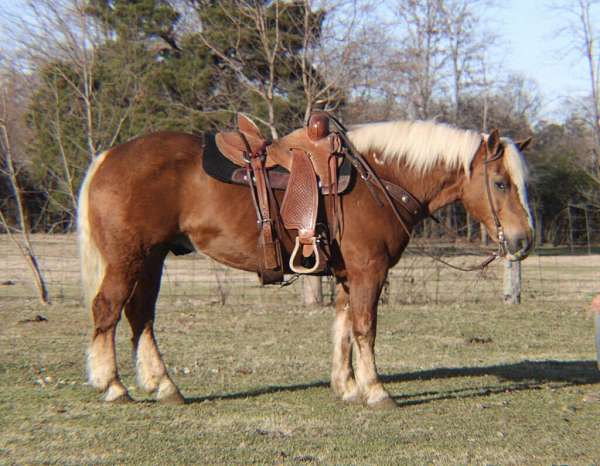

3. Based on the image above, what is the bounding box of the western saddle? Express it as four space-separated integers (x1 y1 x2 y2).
214 112 424 285
215 112 344 284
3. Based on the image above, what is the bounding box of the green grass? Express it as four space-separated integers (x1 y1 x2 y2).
1 296 600 464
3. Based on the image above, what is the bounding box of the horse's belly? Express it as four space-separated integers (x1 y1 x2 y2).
180 177 265 273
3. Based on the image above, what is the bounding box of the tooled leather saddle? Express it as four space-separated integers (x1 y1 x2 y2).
208 112 348 284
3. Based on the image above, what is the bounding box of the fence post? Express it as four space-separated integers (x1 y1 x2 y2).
503 259 521 304
302 275 323 305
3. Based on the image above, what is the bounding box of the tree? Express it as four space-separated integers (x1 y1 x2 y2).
553 0 600 171
0 79 50 304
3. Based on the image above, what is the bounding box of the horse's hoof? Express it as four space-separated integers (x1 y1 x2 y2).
158 390 186 405
106 393 133 403
341 390 362 404
104 382 132 403
368 397 398 410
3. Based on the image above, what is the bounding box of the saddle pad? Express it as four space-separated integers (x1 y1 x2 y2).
202 132 353 193
203 133 287 184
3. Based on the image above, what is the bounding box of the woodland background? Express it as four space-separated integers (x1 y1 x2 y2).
1 0 599 303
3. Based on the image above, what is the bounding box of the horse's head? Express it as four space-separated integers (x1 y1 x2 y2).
461 130 534 261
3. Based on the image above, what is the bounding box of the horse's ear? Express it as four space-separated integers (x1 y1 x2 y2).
237 113 264 139
487 129 501 155
516 137 532 152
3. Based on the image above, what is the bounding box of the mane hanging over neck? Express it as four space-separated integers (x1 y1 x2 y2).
347 120 482 175
347 118 534 229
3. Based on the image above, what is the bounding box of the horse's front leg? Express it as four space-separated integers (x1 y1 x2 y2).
331 281 360 402
349 270 397 409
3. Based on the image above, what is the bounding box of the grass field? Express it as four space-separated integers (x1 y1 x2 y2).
1 235 600 464
1 296 600 463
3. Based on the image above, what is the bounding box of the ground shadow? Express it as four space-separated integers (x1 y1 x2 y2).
185 359 600 405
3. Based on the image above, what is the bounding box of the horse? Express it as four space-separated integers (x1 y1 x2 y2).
78 117 534 408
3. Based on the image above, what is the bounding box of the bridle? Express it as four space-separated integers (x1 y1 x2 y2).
417 137 511 272
481 136 509 259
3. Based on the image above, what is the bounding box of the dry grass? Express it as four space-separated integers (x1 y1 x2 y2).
1 295 600 463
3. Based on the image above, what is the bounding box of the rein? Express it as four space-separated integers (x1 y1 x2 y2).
409 139 509 272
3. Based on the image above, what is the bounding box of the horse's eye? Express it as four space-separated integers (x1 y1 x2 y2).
495 181 507 191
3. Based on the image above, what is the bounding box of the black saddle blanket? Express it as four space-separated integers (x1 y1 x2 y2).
202 132 352 193
202 133 287 187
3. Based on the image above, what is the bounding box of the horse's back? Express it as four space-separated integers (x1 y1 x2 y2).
94 131 204 181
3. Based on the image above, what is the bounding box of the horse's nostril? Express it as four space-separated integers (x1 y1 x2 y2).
509 236 530 255
519 238 531 254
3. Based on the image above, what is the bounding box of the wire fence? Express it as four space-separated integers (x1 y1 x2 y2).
0 234 598 308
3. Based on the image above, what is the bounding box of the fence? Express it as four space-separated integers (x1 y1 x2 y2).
1 234 598 308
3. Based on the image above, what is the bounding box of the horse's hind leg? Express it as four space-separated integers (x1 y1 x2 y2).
88 261 141 402
331 281 360 402
124 250 184 404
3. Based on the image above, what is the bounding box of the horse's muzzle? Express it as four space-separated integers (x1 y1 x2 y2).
505 234 532 261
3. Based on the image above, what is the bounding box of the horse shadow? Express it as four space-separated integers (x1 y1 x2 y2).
185 359 600 406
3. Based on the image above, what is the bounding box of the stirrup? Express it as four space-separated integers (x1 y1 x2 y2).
289 236 326 274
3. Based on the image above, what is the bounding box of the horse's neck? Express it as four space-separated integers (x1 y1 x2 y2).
377 158 463 214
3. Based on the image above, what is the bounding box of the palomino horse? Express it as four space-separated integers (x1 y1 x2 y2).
78 118 534 408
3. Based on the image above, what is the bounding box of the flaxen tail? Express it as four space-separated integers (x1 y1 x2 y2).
77 151 110 308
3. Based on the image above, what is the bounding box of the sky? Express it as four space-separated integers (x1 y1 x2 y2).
0 0 596 121
493 0 594 118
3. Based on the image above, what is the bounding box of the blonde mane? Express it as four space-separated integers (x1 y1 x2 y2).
348 120 482 175
347 119 533 229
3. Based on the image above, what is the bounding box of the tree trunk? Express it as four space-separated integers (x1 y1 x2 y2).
566 204 574 253
584 205 592 255
0 121 50 305
535 207 543 247
24 249 50 304
466 212 473 241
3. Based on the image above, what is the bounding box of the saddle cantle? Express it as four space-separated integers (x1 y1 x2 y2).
215 114 277 168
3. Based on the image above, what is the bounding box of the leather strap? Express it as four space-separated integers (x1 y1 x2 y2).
230 167 352 193
381 179 425 221
236 131 283 283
